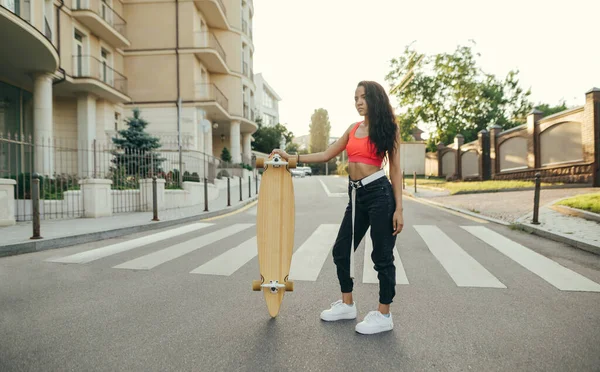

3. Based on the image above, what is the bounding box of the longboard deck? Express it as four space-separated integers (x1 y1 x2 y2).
255 155 296 317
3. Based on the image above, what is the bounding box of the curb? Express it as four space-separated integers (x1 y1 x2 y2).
550 204 600 223
404 190 600 256
402 190 511 226
515 222 600 256
0 197 258 258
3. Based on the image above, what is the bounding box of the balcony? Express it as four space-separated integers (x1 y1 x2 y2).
194 0 228 30
193 32 228 74
195 83 229 121
71 0 130 48
0 1 59 85
65 55 129 102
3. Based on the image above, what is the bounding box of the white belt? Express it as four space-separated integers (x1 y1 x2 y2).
349 169 386 279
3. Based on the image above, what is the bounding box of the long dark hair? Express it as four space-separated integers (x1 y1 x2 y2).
358 81 399 161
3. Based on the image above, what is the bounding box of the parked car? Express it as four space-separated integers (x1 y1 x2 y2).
290 168 305 177
299 166 312 176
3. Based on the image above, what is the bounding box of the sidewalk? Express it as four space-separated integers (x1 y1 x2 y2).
403 186 600 255
0 181 259 257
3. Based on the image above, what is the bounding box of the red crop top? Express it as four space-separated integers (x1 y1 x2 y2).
345 122 383 167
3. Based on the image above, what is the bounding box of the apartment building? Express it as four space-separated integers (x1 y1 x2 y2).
123 0 257 165
0 0 256 178
254 72 280 127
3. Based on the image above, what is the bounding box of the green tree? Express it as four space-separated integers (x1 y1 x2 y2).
251 117 294 154
309 108 331 153
285 142 299 154
307 108 334 174
397 111 419 142
534 100 569 117
220 147 232 162
385 42 532 151
111 108 165 177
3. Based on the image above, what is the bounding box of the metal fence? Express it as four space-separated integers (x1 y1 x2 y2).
0 132 250 221
0 133 84 221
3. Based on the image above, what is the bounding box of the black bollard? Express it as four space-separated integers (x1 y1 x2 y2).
532 173 541 225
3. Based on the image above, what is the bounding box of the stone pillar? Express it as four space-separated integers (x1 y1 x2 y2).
478 129 490 180
242 133 252 164
454 134 464 179
33 73 54 176
0 179 17 226
583 88 600 186
527 109 543 169
204 121 213 157
80 179 112 218
140 178 165 212
230 120 241 163
436 142 445 177
489 124 502 177
197 109 207 153
77 94 97 177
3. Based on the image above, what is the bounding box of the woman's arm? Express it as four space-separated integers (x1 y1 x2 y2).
271 123 355 163
388 134 404 235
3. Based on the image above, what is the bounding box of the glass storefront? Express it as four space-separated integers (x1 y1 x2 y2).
0 81 34 178
0 81 34 136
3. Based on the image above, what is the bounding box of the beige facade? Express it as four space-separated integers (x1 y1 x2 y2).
0 0 256 177
122 0 257 165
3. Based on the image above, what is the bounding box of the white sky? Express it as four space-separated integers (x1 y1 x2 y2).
252 0 600 139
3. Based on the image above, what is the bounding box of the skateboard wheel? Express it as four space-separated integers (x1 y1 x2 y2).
287 158 297 169
285 281 294 292
252 280 262 291
256 157 265 168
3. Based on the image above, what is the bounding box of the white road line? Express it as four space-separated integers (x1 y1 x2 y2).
462 226 600 292
45 223 214 264
190 237 257 276
414 225 506 288
289 224 340 281
318 179 346 198
113 224 254 270
362 228 409 284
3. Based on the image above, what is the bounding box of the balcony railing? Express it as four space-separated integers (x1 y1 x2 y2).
194 32 226 62
72 55 128 95
72 0 126 36
195 83 229 111
1 0 31 23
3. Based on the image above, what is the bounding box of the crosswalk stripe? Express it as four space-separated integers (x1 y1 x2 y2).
414 225 506 288
113 224 255 270
190 237 257 276
45 223 214 264
462 226 600 292
362 228 408 284
289 224 340 281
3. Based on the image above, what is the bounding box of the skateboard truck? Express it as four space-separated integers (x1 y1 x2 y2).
262 280 285 293
265 154 286 168
255 154 297 170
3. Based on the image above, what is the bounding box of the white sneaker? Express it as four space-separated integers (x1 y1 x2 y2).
320 300 357 321
355 311 394 334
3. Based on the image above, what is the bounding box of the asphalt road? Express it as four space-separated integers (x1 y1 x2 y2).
1 175 600 372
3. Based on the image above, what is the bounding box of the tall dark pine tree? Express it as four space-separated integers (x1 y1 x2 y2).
111 108 164 177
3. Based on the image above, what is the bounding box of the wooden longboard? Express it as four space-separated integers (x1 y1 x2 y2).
252 154 296 317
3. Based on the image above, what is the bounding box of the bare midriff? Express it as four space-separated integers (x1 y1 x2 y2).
347 162 382 181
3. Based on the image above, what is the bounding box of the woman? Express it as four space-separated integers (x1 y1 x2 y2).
270 80 404 335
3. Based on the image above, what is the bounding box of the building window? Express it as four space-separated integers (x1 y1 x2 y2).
263 91 273 109
114 112 120 131
74 30 84 76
